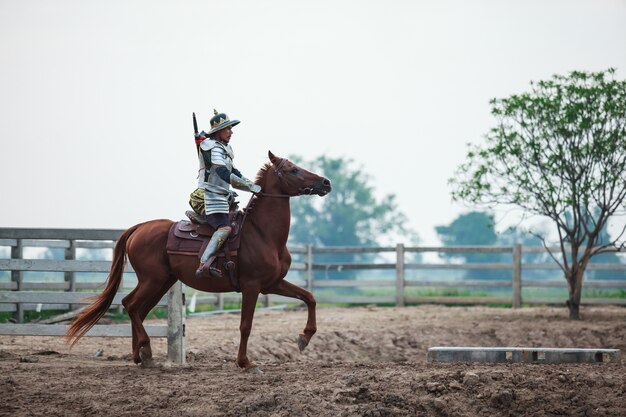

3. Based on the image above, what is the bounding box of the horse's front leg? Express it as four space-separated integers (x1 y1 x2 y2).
267 279 316 351
237 286 261 373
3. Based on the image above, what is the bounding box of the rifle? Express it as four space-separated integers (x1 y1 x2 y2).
192 112 202 152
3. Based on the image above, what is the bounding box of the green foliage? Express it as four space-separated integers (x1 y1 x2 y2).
436 211 498 246
289 155 418 279
289 155 413 247
435 211 504 280
435 211 554 280
0 309 70 324
496 225 554 279
452 69 626 220
572 208 624 280
450 69 626 314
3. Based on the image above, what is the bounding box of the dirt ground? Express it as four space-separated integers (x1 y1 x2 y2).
1 304 625 417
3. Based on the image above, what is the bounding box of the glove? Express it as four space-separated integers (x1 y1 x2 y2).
230 173 262 194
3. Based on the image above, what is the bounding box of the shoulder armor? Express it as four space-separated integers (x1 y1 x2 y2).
210 143 231 167
199 138 219 151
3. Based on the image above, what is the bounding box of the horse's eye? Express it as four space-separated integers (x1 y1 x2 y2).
291 168 299 174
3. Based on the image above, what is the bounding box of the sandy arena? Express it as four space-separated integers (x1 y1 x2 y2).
1 304 625 416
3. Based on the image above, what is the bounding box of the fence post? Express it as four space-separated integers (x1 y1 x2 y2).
512 244 522 308
65 239 76 310
11 239 24 323
306 244 313 293
167 281 185 364
396 243 405 307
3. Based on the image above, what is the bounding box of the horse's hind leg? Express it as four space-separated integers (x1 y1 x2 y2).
266 280 316 351
122 274 176 365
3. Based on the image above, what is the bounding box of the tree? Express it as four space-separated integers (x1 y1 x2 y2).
288 155 417 278
436 212 556 281
450 69 626 319
496 225 554 280
435 211 505 280
566 207 624 281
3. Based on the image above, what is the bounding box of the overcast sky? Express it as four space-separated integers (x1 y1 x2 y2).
1 0 625 245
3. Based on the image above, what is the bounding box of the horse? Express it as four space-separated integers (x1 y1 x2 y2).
66 151 332 372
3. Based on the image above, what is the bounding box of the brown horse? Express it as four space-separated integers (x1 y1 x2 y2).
66 151 331 372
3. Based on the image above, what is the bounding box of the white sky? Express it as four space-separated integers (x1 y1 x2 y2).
1 0 625 245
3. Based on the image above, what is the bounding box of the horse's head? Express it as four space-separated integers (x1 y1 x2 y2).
268 151 332 197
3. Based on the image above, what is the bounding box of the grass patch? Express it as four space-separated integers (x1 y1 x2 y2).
0 309 70 324
582 288 626 299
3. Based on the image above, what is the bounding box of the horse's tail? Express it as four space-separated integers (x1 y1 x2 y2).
65 224 140 347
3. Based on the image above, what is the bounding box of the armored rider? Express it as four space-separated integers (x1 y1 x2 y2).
191 109 261 278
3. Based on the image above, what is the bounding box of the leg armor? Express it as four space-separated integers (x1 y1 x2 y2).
196 226 232 278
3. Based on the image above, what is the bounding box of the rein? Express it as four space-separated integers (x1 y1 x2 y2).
240 157 310 227
257 192 291 198
254 189 315 198
251 157 314 199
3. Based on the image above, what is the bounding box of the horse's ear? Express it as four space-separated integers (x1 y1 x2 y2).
268 150 279 165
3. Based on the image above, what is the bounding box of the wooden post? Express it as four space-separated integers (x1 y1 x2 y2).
167 281 185 364
512 244 522 308
217 293 224 310
11 239 24 323
306 244 313 293
396 243 405 307
64 239 76 311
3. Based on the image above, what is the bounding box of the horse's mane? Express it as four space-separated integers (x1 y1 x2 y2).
254 162 272 186
245 162 273 213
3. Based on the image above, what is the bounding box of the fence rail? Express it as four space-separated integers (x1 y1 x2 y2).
1 228 626 317
0 228 185 364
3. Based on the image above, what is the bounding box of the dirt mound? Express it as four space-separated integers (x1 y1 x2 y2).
1 305 624 416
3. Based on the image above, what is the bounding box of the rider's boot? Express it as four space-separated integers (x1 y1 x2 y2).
195 227 232 279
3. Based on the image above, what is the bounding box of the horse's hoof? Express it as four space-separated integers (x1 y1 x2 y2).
139 357 161 368
297 334 309 352
140 359 157 368
139 346 156 368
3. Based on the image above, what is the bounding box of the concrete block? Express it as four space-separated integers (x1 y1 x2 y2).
427 347 621 364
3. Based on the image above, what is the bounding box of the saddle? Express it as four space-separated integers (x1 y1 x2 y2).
166 207 245 291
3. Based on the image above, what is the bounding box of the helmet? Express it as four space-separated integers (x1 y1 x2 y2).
207 109 240 136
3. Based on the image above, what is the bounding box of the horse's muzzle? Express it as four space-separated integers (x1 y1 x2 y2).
313 178 332 196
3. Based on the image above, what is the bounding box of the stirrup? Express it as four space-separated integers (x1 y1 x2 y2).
195 261 222 279
209 266 223 278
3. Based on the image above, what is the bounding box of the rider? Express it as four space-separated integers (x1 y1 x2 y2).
192 109 261 278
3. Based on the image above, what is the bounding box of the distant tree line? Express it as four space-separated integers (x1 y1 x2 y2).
435 211 622 281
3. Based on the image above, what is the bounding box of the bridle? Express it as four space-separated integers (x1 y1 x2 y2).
255 158 315 198
241 158 315 226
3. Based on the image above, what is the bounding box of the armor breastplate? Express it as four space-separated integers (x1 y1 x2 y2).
197 139 235 215
197 139 234 193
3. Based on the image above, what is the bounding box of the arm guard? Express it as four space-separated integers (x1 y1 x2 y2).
230 173 261 193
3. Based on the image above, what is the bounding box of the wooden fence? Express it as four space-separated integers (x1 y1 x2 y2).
1 228 625 321
0 228 185 364
285 244 626 307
